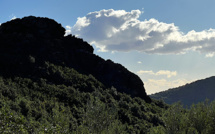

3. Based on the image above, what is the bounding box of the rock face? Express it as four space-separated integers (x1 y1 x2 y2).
0 16 151 102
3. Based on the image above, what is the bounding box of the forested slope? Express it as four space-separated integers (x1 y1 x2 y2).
150 76 215 107
0 16 166 133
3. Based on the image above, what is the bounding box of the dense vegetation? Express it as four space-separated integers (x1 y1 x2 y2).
1 67 215 134
0 16 161 133
150 100 215 134
1 16 215 133
0 16 150 102
150 76 215 107
0 62 166 133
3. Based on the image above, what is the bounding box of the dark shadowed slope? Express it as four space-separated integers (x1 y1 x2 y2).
0 16 151 102
0 16 169 133
150 76 215 107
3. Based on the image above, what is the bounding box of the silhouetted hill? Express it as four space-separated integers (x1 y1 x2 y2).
150 76 215 107
0 16 150 102
0 16 167 133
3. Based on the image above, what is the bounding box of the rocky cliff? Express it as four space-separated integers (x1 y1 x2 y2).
0 16 151 102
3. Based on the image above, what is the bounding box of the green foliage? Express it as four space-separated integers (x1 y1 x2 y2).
0 106 28 134
187 100 215 134
148 126 165 134
76 97 127 134
152 99 215 134
0 62 165 133
162 103 188 134
2 16 215 133
2 61 215 134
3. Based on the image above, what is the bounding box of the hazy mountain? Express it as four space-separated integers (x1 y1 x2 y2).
150 76 215 107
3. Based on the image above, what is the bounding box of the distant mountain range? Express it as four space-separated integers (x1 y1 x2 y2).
150 76 215 107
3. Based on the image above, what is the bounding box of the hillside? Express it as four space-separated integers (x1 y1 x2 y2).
0 16 167 133
150 76 215 107
0 16 151 103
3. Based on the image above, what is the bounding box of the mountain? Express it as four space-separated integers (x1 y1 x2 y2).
0 16 150 103
150 76 215 107
0 16 166 133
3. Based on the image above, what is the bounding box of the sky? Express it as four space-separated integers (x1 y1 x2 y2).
1 0 215 94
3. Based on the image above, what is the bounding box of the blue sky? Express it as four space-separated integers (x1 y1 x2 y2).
1 0 215 94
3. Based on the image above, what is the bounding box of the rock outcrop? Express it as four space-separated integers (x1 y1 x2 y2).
0 16 151 102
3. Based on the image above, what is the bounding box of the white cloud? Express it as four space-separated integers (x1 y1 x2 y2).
67 9 215 57
65 25 72 35
10 15 17 20
137 70 177 78
205 52 215 58
145 79 191 94
137 70 154 75
137 61 142 64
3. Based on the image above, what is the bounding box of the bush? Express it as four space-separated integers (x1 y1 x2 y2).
159 100 215 134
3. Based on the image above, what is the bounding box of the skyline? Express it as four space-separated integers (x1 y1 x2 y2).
1 0 215 94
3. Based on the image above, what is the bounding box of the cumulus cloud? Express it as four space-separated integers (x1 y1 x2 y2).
145 79 190 94
137 70 177 78
67 9 215 56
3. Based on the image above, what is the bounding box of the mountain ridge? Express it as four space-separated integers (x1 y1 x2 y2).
0 16 151 102
150 76 215 107
0 16 168 133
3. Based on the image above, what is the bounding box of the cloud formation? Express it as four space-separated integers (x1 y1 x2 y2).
67 9 215 56
137 70 177 78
